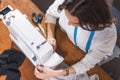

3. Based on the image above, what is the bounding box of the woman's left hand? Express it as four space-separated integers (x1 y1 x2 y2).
34 65 63 79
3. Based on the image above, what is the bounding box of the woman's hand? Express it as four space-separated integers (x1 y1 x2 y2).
47 38 57 50
34 65 63 79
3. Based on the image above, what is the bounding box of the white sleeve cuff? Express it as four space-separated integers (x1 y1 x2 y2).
45 14 57 24
71 52 101 75
72 61 90 75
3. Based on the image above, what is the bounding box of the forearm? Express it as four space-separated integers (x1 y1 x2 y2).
35 66 76 79
45 13 57 39
55 67 76 76
46 23 56 39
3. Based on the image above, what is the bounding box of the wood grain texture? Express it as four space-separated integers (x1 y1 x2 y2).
0 0 112 80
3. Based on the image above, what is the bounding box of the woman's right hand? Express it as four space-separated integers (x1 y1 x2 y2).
47 38 57 51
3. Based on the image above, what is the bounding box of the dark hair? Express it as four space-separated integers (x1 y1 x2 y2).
58 0 114 31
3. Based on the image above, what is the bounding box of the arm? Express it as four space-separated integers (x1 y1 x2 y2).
46 19 56 49
34 66 76 79
34 34 116 80
45 0 64 49
35 0 77 78
35 0 116 79
46 23 56 39
72 26 117 74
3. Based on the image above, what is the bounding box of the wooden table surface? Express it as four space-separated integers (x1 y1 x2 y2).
0 0 112 80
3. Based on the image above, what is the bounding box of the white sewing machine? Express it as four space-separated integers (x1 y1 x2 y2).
0 5 63 68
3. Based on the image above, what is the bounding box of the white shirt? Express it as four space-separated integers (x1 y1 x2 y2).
45 0 117 75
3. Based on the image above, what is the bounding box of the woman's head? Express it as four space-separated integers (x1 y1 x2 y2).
58 0 114 31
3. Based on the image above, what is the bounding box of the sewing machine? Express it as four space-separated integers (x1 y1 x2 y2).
0 5 63 68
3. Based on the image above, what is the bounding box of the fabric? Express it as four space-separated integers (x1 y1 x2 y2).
47 74 99 80
100 5 120 80
45 0 117 75
109 5 120 37
31 0 55 13
47 62 99 80
89 74 99 80
47 73 90 80
101 57 120 80
73 27 95 53
109 5 120 48
113 0 120 11
99 45 120 65
0 49 25 80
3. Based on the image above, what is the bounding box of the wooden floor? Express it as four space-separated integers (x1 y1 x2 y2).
0 0 113 80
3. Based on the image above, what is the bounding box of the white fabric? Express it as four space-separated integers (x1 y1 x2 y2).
89 74 99 80
46 73 90 80
46 73 99 80
45 0 117 75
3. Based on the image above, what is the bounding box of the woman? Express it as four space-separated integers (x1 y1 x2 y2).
34 0 117 79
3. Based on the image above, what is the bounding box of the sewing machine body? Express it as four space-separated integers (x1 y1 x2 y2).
1 6 63 68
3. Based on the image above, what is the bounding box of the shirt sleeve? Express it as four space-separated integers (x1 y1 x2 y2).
72 27 117 75
45 0 65 24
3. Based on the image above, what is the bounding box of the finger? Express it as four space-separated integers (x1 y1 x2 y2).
53 40 57 50
50 40 56 50
50 40 54 45
47 38 56 51
36 74 43 79
36 65 44 72
52 39 56 46
34 67 40 74
36 65 44 69
47 38 56 45
35 73 41 79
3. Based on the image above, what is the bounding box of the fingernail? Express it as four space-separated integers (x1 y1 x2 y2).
36 64 39 66
37 68 43 73
40 64 44 67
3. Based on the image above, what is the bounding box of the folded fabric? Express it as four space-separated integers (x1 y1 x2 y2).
0 49 25 80
89 74 99 80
